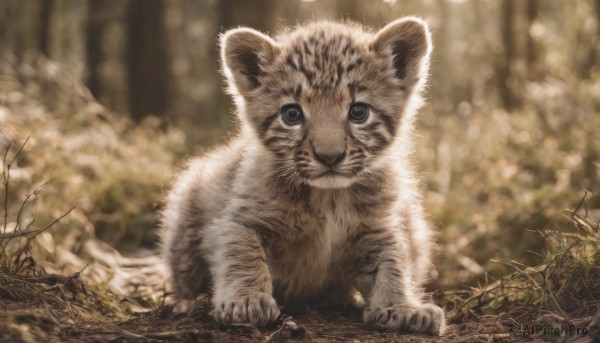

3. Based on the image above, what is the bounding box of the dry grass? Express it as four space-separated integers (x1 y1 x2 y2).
443 199 599 320
0 137 134 343
0 56 598 342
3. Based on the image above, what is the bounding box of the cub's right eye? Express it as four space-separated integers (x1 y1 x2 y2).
281 105 304 125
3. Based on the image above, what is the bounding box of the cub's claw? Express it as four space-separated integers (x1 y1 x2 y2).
364 303 446 336
213 293 280 327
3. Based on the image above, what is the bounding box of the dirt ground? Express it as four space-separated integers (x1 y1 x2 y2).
1 294 509 343
3 278 600 343
1 241 598 343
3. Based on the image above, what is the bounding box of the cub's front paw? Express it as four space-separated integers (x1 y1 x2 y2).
213 293 280 327
364 303 446 336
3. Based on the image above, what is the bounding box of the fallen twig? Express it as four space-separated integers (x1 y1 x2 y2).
7 272 87 295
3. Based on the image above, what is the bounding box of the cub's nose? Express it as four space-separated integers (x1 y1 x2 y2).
314 149 345 167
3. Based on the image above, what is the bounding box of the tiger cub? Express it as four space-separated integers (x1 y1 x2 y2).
161 17 446 335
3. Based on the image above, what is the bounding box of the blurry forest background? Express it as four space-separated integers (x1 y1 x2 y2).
1 0 600 340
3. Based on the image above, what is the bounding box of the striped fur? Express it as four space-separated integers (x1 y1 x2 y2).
161 17 446 335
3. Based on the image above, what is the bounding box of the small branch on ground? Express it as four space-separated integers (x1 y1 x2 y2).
7 272 87 295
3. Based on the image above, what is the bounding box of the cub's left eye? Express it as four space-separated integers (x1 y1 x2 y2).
348 103 370 124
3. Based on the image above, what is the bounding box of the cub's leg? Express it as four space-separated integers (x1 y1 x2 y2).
348 227 446 336
206 222 280 327
164 224 211 313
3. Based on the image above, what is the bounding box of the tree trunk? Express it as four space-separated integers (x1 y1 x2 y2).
526 0 539 80
85 0 108 101
583 0 600 79
39 0 53 56
498 0 516 110
125 0 170 122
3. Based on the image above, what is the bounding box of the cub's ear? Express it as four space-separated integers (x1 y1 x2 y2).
371 17 432 87
221 28 279 95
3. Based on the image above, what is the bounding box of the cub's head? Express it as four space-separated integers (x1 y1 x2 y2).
221 18 431 189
